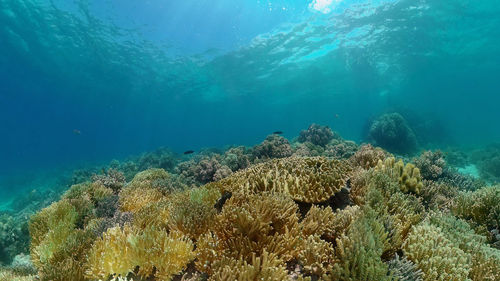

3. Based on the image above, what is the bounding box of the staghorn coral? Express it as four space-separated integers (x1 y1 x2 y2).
209 251 288 281
349 144 388 170
452 185 500 231
208 156 352 203
253 134 293 159
403 222 471 281
368 113 418 155
375 157 423 194
85 225 194 281
298 123 335 147
195 192 301 275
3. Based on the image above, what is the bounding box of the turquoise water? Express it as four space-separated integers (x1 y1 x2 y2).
1 0 499 204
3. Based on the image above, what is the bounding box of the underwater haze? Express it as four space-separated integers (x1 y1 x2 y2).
1 0 500 203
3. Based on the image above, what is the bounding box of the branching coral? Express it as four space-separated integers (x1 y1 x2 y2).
452 185 500 231
85 225 194 281
167 187 220 240
29 200 96 281
326 207 391 281
298 123 335 147
413 150 447 181
195 192 301 275
119 186 164 213
387 254 423 281
208 157 352 203
299 235 336 277
403 222 471 281
209 251 288 281
428 212 500 281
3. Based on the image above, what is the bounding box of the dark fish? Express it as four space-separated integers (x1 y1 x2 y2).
184 150 195 155
273 131 283 135
73 129 81 135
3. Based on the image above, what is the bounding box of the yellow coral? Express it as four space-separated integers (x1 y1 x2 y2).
209 251 288 281
130 228 195 281
168 187 220 239
85 225 135 279
403 222 471 281
300 205 336 239
196 192 301 274
132 200 171 230
119 186 164 212
376 157 423 194
86 225 194 281
127 168 170 190
299 235 336 276
208 157 352 203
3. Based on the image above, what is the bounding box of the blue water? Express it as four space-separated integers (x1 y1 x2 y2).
1 0 499 203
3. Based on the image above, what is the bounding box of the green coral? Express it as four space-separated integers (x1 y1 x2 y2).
326 207 391 281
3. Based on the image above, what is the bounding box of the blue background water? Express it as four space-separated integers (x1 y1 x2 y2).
1 0 499 203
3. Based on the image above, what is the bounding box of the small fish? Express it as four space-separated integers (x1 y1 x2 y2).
184 150 195 155
273 131 283 135
73 129 81 135
335 114 340 119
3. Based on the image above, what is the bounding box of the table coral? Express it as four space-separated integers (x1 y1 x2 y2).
208 156 352 203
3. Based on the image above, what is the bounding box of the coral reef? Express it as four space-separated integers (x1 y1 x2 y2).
368 113 418 155
298 123 335 147
16 128 500 281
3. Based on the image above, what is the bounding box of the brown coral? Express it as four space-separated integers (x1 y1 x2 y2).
208 157 352 203
195 192 301 274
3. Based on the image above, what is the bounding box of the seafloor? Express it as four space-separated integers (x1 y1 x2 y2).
0 123 499 281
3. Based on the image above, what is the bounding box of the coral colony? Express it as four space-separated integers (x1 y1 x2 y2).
0 123 499 281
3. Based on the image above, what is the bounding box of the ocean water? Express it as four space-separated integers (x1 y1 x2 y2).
0 0 499 205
